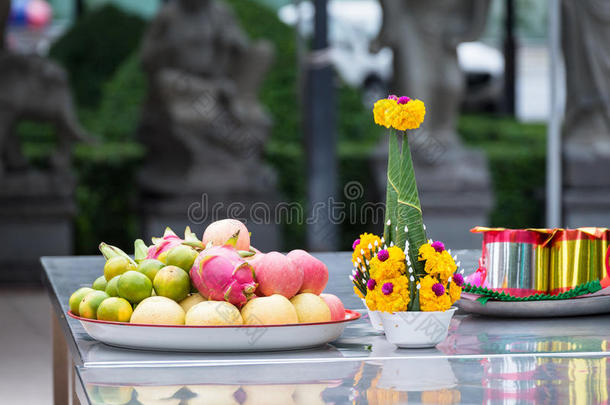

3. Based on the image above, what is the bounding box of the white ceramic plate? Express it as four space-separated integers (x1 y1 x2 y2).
68 310 360 352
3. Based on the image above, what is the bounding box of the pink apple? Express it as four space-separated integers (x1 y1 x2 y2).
320 293 345 321
251 252 303 298
287 249 329 295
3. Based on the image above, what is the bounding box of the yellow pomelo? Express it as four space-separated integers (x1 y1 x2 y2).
178 293 206 313
130 296 185 325
241 295 298 325
185 301 243 326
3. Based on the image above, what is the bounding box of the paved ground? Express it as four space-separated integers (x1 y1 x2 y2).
0 288 53 404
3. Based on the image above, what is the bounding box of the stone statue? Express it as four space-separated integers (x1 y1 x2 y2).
374 0 490 153
0 0 88 189
137 0 276 195
562 0 610 155
371 0 493 248
561 0 610 226
0 0 89 281
0 53 89 181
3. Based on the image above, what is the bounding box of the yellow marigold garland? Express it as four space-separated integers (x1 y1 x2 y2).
352 232 382 263
369 246 406 280
372 96 426 131
365 275 411 313
418 275 452 312
418 243 457 282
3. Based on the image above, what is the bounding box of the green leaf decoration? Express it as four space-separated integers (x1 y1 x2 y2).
382 131 428 310
383 131 400 244
395 134 426 276
463 280 603 304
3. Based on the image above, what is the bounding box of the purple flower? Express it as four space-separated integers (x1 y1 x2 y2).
432 283 445 297
382 282 394 295
352 238 361 250
397 96 411 104
453 273 464 287
377 249 389 262
431 240 445 253
387 94 399 101
367 279 377 291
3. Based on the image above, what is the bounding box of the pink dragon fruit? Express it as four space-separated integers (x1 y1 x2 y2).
190 245 257 307
142 227 200 260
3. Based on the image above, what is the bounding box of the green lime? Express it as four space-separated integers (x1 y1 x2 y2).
105 275 121 297
118 271 153 304
96 297 133 322
92 275 107 291
165 245 198 271
104 256 136 281
79 290 110 319
137 259 165 281
153 265 191 302
69 287 94 316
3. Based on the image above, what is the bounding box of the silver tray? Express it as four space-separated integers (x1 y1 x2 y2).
457 295 610 318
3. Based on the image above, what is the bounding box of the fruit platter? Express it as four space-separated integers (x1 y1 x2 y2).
68 219 359 352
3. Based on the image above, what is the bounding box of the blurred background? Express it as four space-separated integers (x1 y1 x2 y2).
1 0 609 401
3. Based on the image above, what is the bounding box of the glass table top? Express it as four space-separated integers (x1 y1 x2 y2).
43 251 610 404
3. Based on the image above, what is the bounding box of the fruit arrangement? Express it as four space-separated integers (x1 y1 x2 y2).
69 219 346 327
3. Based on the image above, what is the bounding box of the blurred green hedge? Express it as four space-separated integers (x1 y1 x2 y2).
459 114 547 228
49 5 146 108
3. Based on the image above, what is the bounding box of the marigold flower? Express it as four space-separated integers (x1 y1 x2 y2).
449 282 462 303
418 243 457 282
418 275 452 312
365 275 410 313
386 99 426 131
373 98 397 128
370 245 406 280
351 233 382 263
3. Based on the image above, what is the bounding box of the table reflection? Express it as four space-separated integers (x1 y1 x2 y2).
82 355 610 405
